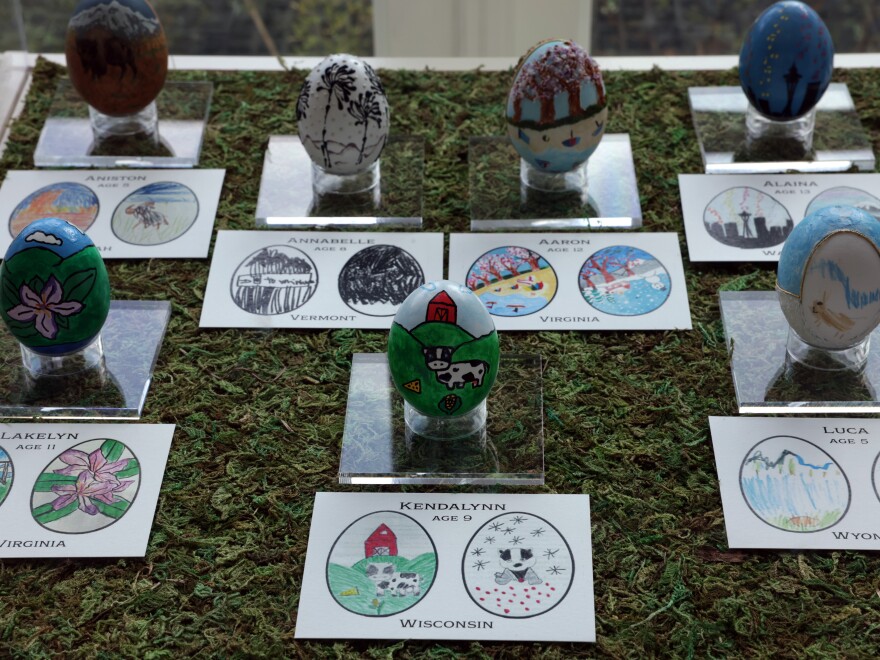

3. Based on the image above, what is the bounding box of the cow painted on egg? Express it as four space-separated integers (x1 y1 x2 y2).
0 218 110 356
506 39 608 173
65 0 168 117
388 280 499 417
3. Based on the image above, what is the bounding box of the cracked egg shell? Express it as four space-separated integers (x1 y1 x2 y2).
0 218 110 356
506 39 608 173
295 54 391 175
65 0 168 117
777 205 880 350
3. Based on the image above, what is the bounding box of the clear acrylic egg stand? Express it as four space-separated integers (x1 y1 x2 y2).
34 80 213 168
688 83 875 174
255 135 424 228
0 301 171 419
338 353 544 485
468 134 642 231
720 291 880 413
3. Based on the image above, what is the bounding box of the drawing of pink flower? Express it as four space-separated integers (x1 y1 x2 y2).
54 447 129 485
50 471 134 516
6 276 83 339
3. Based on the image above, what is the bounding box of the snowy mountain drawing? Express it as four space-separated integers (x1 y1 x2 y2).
740 438 850 533
69 0 161 38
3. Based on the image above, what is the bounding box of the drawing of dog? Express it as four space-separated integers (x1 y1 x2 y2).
494 548 542 585
422 346 488 390
365 562 422 597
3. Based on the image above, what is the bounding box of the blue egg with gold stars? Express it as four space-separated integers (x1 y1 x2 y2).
739 1 834 120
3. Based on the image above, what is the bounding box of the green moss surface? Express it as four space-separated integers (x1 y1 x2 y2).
1 60 880 657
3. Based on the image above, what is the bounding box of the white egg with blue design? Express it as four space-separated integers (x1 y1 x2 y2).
777 205 880 350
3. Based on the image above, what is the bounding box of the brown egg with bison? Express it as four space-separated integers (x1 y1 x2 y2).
65 0 168 117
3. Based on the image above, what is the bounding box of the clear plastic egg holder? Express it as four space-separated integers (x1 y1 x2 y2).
468 134 642 231
0 301 170 419
720 291 880 413
255 135 425 228
687 84 875 174
34 80 213 168
338 353 544 485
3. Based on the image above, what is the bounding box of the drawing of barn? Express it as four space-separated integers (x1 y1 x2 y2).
426 291 457 324
364 524 398 557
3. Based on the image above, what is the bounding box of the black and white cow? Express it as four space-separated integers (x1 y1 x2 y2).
422 346 488 390
365 562 422 597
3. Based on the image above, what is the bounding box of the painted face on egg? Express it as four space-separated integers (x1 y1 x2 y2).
296 54 391 176
0 218 110 356
65 0 168 117
739 0 834 120
388 281 499 417
777 205 880 350
506 40 608 173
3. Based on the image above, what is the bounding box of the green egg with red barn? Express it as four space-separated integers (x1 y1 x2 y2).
0 218 110 356
388 280 499 417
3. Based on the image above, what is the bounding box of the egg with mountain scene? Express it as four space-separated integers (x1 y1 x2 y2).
777 205 880 350
388 281 499 418
65 0 168 117
296 54 390 175
739 0 834 120
506 39 608 173
0 218 110 356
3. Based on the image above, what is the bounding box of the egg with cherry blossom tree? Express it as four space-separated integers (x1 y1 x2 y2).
0 218 110 356
506 39 608 173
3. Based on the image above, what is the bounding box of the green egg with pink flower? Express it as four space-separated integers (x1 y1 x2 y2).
0 217 110 355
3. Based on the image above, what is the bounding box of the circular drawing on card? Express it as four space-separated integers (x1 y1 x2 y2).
462 512 574 618
465 246 557 317
703 187 793 248
806 186 880 222
0 445 13 509
578 246 670 316
230 245 318 315
31 438 140 534
326 510 437 617
9 182 99 238
111 182 199 246
872 452 880 506
338 245 424 317
740 435 850 533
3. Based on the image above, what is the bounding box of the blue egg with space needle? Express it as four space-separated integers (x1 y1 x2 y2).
739 1 834 120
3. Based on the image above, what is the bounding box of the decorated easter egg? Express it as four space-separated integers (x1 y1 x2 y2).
296 54 390 175
506 39 608 173
0 218 110 356
739 1 834 120
462 512 574 618
65 0 168 117
777 205 880 350
32 437 140 533
326 510 437 616
388 281 499 417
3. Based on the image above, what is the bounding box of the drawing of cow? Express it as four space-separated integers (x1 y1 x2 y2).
126 202 169 230
422 346 488 390
365 563 421 597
